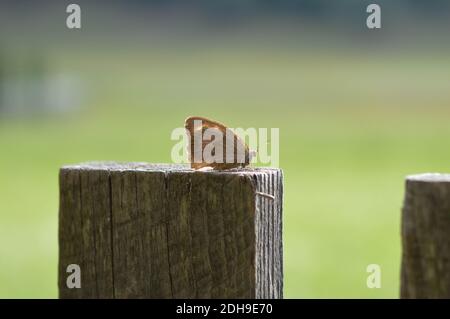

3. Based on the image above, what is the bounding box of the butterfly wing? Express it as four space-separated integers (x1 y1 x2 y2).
184 116 250 170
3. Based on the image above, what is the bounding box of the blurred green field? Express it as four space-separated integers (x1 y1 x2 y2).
1 48 450 298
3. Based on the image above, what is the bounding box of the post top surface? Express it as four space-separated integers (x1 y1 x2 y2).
61 162 281 175
406 173 450 183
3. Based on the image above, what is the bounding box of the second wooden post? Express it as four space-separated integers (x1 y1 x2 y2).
401 173 450 298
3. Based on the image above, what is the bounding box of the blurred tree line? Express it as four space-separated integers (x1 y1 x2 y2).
126 0 450 17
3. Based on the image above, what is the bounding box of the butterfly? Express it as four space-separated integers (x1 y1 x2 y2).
184 116 256 170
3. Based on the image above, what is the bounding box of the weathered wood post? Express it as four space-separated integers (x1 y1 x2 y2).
401 173 450 298
58 162 283 299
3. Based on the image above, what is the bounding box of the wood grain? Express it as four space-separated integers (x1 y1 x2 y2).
58 163 283 299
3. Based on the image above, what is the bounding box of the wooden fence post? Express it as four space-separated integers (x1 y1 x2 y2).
58 162 283 299
401 173 450 298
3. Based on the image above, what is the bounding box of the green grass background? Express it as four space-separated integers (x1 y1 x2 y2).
1 48 449 298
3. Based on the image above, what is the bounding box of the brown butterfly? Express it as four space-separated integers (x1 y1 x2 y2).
185 116 256 170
